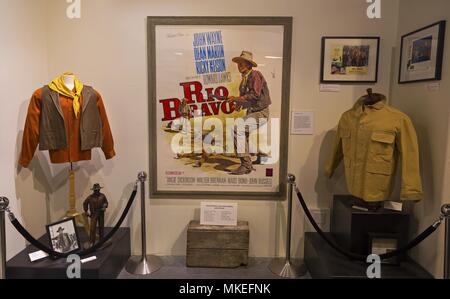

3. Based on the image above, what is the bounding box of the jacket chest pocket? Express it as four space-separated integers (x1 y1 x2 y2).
369 131 395 162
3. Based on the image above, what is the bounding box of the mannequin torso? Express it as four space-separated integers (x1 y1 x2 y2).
62 74 75 91
363 88 383 106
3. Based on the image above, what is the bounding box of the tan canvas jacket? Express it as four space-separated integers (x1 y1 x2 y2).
325 95 423 202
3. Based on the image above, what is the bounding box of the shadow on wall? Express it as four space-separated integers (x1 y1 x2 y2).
168 208 201 256
172 222 190 257
406 120 440 275
299 129 349 211
274 201 285 258
15 131 59 236
281 130 347 258
413 122 437 216
173 208 202 255
106 182 136 230
13 99 47 236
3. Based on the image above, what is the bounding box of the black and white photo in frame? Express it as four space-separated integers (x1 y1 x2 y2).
46 217 80 254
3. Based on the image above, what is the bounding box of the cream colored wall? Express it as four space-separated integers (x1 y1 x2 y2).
391 0 450 278
5 0 401 260
0 0 49 260
39 0 400 258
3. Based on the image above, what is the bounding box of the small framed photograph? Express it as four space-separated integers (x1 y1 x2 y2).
46 218 80 254
320 36 380 83
368 233 400 265
399 20 446 84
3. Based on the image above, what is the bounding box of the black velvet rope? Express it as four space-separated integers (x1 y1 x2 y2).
10 188 137 259
295 186 439 262
11 218 66 258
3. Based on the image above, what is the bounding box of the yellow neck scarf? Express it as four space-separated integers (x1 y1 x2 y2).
49 72 84 118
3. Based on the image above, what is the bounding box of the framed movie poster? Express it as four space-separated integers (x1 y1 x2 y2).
320 36 380 83
399 21 446 84
147 17 292 199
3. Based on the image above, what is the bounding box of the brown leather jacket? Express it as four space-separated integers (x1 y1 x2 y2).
19 86 115 167
39 85 103 151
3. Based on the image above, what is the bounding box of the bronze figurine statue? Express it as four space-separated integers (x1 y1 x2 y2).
83 183 108 247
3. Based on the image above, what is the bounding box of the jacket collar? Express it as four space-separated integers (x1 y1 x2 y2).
368 99 386 110
354 93 387 112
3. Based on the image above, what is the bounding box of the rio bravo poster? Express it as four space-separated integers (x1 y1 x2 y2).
152 23 287 197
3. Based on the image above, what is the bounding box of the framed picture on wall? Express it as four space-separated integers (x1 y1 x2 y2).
320 36 380 84
147 17 293 200
398 20 446 84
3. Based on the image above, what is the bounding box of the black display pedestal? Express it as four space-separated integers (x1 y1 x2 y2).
6 227 131 279
304 232 433 279
331 195 410 256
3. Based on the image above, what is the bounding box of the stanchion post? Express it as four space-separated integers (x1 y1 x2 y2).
139 172 147 262
268 174 307 278
442 204 450 279
125 172 162 275
0 197 9 279
285 174 294 263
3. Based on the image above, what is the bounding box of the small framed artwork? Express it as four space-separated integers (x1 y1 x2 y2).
368 233 400 265
399 20 446 84
320 36 380 83
46 217 80 254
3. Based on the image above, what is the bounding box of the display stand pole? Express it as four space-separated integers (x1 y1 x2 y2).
65 163 90 234
442 204 450 279
0 197 9 279
268 174 307 278
125 172 162 275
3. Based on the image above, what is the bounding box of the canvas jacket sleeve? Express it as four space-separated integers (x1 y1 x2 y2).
397 116 423 201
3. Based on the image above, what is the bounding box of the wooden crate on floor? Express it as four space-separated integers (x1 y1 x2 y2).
186 220 249 268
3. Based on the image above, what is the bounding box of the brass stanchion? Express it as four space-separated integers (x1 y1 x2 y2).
64 163 89 234
268 174 307 278
125 172 162 275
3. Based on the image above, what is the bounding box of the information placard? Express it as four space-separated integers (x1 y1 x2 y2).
200 202 238 226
